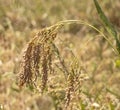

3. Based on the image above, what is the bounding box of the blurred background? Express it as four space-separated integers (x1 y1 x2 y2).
0 0 120 110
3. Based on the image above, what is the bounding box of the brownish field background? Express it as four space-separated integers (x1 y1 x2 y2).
0 0 120 110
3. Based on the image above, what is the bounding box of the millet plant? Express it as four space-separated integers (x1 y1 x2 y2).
18 0 120 109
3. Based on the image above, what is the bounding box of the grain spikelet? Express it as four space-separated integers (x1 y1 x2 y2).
18 23 63 92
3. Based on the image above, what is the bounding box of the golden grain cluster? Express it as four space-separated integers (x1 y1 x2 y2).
19 24 63 91
18 22 88 109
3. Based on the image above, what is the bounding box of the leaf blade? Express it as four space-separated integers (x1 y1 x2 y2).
93 0 120 53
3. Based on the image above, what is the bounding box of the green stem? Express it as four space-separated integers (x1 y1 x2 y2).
48 20 119 55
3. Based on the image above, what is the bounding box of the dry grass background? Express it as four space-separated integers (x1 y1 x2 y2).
0 0 120 110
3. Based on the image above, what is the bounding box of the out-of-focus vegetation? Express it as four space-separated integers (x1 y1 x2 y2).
0 0 120 110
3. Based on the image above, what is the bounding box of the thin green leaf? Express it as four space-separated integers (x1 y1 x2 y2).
93 0 120 53
106 88 120 99
93 0 117 38
109 102 115 110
